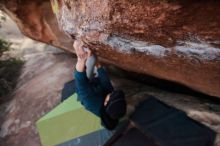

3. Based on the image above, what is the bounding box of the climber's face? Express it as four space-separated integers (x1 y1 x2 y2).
104 93 111 106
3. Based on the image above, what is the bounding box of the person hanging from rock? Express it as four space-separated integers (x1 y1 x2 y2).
73 39 127 130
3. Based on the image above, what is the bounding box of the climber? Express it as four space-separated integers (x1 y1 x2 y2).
73 40 127 130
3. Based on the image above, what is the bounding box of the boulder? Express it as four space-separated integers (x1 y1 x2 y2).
0 0 220 97
0 0 73 51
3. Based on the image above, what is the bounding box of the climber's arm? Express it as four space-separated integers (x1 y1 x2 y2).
74 64 94 103
74 40 95 106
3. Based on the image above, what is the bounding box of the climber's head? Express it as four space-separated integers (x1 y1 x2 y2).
101 90 126 130
104 90 126 119
104 90 127 119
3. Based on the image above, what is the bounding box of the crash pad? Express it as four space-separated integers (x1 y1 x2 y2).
61 80 76 102
58 128 113 146
130 97 216 146
36 94 104 146
105 96 216 146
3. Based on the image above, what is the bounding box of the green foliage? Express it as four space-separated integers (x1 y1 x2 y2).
0 38 11 56
0 12 6 27
0 59 24 98
1 15 6 21
0 13 23 103
0 39 24 103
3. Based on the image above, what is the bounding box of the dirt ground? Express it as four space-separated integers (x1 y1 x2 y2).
0 13 219 146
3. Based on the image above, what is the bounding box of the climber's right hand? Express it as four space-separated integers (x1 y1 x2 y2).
73 39 85 60
74 40 93 63
74 41 87 72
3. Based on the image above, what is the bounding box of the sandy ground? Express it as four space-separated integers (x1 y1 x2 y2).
0 12 220 146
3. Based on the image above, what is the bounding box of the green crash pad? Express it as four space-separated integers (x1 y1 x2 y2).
36 94 103 146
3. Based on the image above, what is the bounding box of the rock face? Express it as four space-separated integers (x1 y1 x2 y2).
0 0 73 51
0 0 220 97
0 14 220 146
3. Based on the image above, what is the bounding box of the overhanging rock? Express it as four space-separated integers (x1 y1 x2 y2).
0 0 220 97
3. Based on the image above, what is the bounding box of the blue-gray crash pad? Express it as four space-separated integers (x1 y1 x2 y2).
130 97 216 146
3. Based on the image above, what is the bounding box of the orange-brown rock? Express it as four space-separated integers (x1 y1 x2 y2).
0 0 220 97
0 0 73 51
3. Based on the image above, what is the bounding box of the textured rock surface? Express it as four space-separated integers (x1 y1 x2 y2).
0 0 220 97
0 0 73 51
0 17 220 146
